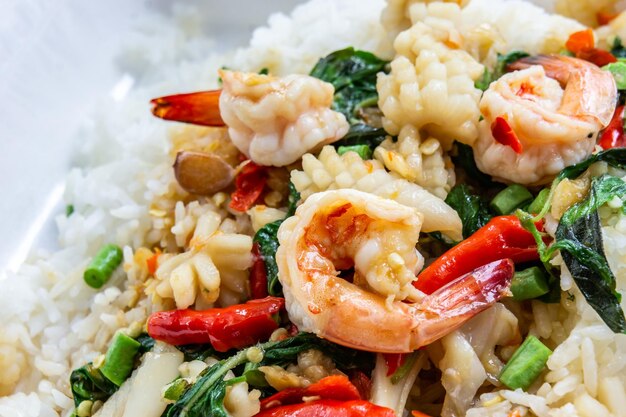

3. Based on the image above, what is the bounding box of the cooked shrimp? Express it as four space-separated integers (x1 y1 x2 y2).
474 54 617 185
219 70 349 167
276 189 514 353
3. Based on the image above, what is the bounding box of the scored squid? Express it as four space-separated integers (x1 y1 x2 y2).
151 70 349 167
276 189 514 353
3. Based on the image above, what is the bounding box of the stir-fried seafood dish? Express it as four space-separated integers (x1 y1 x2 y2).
3 1 626 416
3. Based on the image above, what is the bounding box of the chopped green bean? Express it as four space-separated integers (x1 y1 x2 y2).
66 204 75 217
84 244 123 289
499 335 552 390
527 189 550 215
490 184 533 215
511 267 550 300
337 144 373 160
99 332 141 386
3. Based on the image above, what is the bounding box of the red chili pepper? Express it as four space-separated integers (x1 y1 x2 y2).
151 90 225 127
260 375 361 410
599 105 626 149
491 116 523 154
147 296 284 351
230 161 268 212
597 11 619 26
575 48 617 67
254 400 395 417
414 216 541 295
383 353 408 377
250 243 269 299
565 29 595 54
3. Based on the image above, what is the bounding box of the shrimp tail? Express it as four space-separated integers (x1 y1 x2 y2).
411 258 514 348
507 54 575 85
151 89 225 126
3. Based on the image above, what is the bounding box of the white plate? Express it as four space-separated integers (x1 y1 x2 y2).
0 0 302 274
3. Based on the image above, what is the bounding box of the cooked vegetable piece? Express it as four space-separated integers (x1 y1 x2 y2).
255 399 395 417
598 105 626 150
163 332 374 417
259 375 361 410
337 144 372 160
383 353 408 377
491 116 523 154
511 266 550 300
253 183 300 296
173 151 234 195
527 189 550 215
452 143 494 186
147 297 284 351
490 184 533 215
70 363 118 407
333 124 388 149
443 184 493 239
517 172 626 333
555 175 626 333
66 204 74 217
389 351 419 384
250 243 269 299
164 378 190 402
603 63 626 90
151 90 225 127
416 216 539 294
565 29 594 54
83 244 123 289
99 332 141 386
309 47 388 123
611 37 626 59
230 161 268 212
498 335 552 390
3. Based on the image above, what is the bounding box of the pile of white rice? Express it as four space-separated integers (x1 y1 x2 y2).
1 1 625 417
0 1 388 416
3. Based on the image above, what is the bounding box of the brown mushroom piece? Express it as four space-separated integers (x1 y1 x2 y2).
173 150 235 195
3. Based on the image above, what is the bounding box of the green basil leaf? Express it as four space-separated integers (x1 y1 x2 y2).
252 183 300 296
70 363 118 407
555 175 626 333
444 184 493 239
310 47 388 124
557 148 626 181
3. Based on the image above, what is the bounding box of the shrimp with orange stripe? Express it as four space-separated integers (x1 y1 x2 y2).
275 189 514 353
473 54 617 185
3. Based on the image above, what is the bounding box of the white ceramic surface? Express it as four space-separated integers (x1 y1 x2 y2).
0 0 302 274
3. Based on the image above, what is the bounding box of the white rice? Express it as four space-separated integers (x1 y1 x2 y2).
0 1 387 416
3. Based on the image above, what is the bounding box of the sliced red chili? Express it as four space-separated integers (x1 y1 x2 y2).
250 243 269 299
147 296 284 351
383 353 408 377
576 48 617 67
415 216 542 294
491 116 523 154
230 161 268 212
260 375 361 410
599 105 626 149
254 399 395 417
